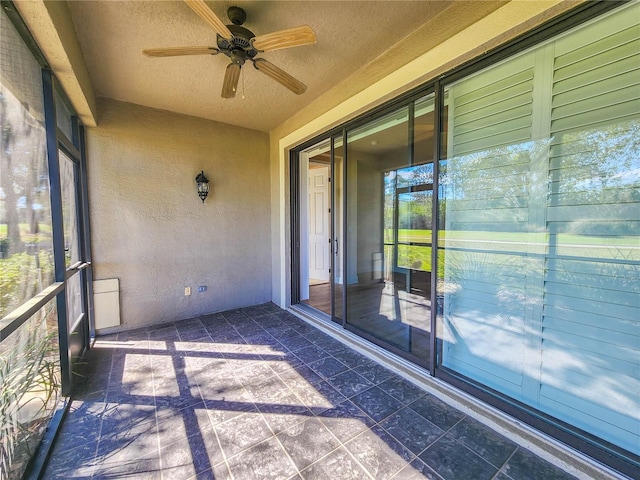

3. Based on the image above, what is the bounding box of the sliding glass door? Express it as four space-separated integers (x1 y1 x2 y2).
332 135 344 324
294 94 436 367
344 96 434 366
298 138 334 318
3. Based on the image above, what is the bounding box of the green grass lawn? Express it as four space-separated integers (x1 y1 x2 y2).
391 229 639 270
0 223 53 244
394 229 639 247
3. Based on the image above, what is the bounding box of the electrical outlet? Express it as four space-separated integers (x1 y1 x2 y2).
184 287 191 296
198 286 207 293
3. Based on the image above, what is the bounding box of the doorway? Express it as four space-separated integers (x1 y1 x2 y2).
299 143 332 315
293 94 435 368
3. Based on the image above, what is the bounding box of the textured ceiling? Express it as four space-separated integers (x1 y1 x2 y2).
67 1 453 132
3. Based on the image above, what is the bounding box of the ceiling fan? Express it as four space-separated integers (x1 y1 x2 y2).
142 0 316 98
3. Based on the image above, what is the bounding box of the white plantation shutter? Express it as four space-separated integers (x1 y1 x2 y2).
442 2 640 455
442 51 540 401
541 7 640 454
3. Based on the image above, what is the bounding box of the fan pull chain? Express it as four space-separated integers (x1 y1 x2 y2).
241 67 245 99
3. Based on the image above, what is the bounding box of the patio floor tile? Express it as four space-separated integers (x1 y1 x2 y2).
41 303 578 480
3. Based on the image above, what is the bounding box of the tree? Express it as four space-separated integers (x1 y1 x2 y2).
0 90 23 255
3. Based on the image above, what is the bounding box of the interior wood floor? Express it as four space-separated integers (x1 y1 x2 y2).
303 282 334 316
303 280 431 363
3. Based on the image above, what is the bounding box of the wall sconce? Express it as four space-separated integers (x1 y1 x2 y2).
195 171 210 203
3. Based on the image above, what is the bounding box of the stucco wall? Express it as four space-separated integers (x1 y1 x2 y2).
87 99 271 332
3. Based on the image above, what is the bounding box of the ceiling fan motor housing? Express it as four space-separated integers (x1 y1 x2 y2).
217 24 258 63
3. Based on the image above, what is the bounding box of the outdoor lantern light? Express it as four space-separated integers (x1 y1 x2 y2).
195 171 210 203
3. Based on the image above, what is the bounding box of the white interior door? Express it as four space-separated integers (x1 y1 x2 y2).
308 165 330 282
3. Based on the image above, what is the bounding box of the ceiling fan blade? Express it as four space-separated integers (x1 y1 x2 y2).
253 58 307 95
221 63 241 98
142 46 219 57
183 0 233 40
252 25 316 52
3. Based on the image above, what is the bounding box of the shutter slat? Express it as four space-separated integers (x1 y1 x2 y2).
546 220 640 237
545 268 640 294
553 39 640 83
547 203 640 222
453 127 531 156
455 101 532 133
546 257 640 279
545 292 637 322
543 317 639 350
544 281 639 308
555 25 640 69
550 103 639 135
552 70 640 109
549 190 640 207
455 83 533 118
552 84 640 124
544 304 639 335
553 53 639 96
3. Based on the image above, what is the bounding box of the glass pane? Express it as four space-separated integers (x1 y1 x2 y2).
397 245 432 272
398 189 432 244
383 171 395 243
66 272 83 328
332 135 344 323
299 138 331 315
397 163 434 189
437 2 640 455
414 95 436 164
0 299 60 480
438 49 542 401
346 97 434 364
0 9 54 318
59 151 80 266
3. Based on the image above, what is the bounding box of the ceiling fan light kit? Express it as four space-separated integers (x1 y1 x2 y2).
143 1 316 99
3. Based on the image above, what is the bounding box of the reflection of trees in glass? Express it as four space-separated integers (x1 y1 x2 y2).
1 90 24 255
386 163 434 233
441 141 542 231
398 192 431 231
383 171 395 243
440 118 640 357
441 119 639 237
397 245 431 271
59 156 79 266
397 163 433 188
550 119 640 237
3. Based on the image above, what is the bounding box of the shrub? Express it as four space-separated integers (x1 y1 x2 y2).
0 252 54 319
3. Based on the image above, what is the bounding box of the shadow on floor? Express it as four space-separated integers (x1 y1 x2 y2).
42 303 576 480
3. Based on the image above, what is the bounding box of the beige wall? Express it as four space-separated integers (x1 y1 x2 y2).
88 99 271 332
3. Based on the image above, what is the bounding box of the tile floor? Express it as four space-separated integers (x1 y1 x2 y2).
43 303 577 480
